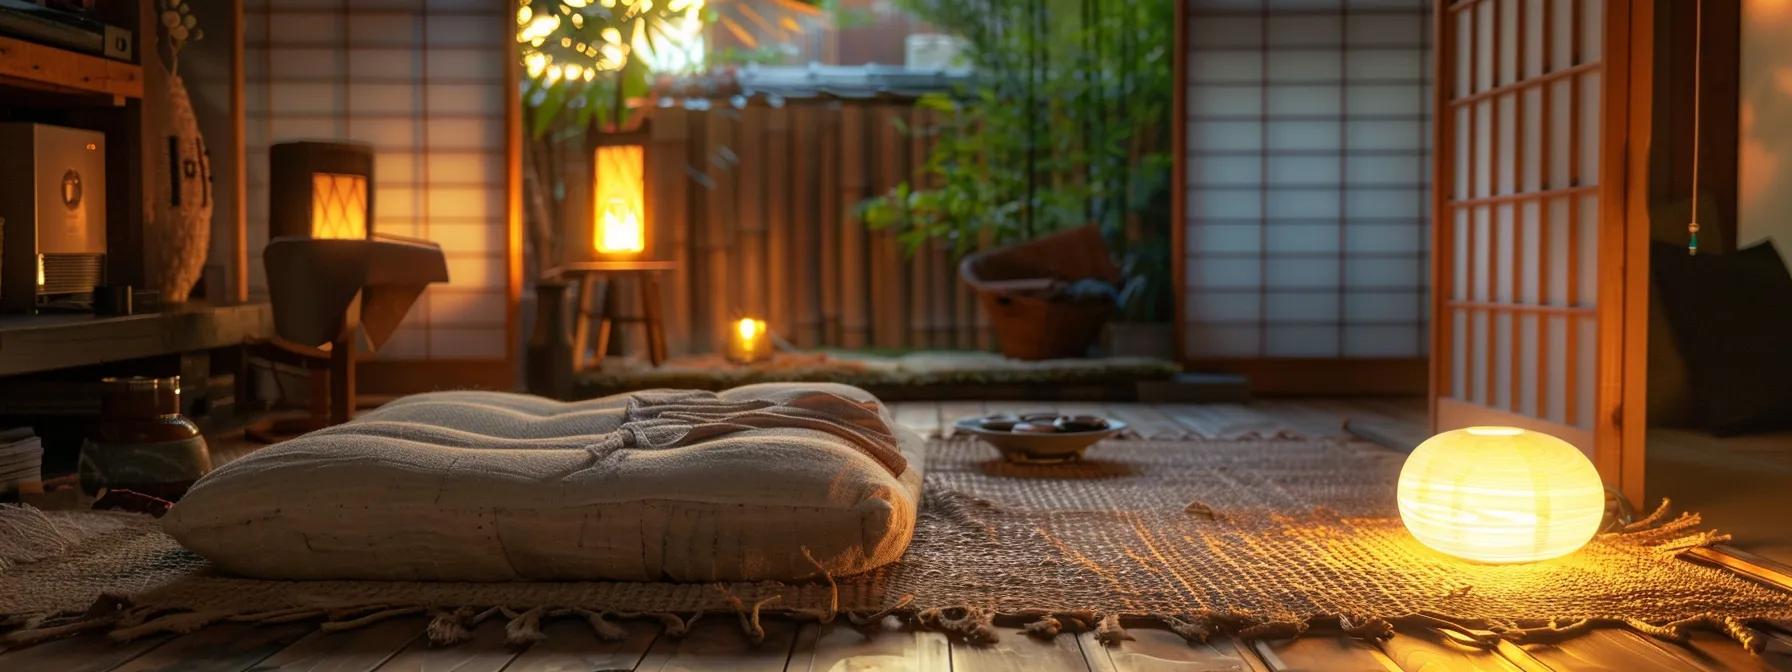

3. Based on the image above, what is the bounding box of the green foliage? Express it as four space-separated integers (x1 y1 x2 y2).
523 57 652 140
518 0 704 138
860 0 1176 321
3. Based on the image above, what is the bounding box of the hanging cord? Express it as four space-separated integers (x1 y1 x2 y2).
1688 0 1704 255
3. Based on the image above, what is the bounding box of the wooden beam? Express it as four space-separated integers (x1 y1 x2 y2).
504 0 525 389
231 0 247 303
0 35 143 99
1619 0 1654 510
0 302 272 377
1596 0 1645 506
1172 0 1188 364
1429 0 1455 433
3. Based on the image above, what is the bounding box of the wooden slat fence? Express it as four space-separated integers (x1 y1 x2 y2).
617 100 992 356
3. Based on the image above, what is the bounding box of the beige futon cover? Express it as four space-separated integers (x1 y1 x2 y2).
163 383 923 582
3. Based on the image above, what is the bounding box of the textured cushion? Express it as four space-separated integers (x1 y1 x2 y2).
163 383 923 581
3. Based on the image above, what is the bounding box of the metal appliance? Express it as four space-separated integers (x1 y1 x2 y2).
0 123 106 312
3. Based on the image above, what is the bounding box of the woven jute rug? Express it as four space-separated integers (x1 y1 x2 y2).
5 437 1792 651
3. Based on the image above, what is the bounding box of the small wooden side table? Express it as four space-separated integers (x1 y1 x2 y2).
550 260 678 369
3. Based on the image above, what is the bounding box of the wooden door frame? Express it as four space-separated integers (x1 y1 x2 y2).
1427 0 1653 507
1609 0 1651 509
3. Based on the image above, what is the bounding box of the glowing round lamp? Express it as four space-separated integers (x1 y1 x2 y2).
1396 426 1604 563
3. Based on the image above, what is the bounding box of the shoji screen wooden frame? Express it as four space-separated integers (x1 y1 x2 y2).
1172 0 1434 396
243 0 522 392
1429 0 1650 505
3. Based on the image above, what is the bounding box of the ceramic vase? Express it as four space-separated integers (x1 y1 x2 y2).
146 71 212 303
79 376 211 500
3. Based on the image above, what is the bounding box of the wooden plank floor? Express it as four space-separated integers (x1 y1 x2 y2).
7 398 1790 672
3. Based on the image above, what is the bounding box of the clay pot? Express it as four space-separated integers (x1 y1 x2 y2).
79 376 210 499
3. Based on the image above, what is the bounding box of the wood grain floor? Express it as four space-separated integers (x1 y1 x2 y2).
7 399 1792 672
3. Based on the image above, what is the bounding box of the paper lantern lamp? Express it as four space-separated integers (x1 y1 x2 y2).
269 142 374 241
593 142 646 257
310 173 368 240
1396 426 1604 563
725 317 771 364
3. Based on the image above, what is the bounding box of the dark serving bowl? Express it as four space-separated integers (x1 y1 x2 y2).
953 416 1128 464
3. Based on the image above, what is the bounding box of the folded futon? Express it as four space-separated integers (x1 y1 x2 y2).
163 383 923 582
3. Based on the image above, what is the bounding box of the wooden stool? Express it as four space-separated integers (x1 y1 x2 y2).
553 261 676 369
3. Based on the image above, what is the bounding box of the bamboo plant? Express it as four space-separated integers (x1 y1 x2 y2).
860 0 1174 321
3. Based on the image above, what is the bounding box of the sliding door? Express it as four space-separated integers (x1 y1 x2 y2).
1174 0 1434 395
1430 0 1647 501
244 0 520 390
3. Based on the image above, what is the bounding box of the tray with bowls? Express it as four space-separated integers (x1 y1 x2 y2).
953 412 1127 463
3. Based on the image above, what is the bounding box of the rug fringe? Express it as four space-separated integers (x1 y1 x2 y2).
915 606 999 644
5 600 1785 654
501 607 547 646
1093 613 1134 646
322 606 424 632
109 609 229 641
0 504 77 573
574 609 628 641
426 607 478 646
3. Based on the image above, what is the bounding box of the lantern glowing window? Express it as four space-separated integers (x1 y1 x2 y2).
593 144 646 256
310 172 368 239
1397 426 1605 563
725 318 771 364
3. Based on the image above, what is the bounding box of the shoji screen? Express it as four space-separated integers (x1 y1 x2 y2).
245 0 510 362
1434 0 1610 453
1181 0 1432 360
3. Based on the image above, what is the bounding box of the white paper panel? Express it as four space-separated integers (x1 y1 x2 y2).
1439 0 1604 428
1183 0 1431 360
246 0 508 361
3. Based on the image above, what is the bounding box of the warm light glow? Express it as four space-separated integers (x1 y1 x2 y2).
1397 427 1605 563
593 144 645 255
311 173 368 239
725 318 770 364
516 0 706 83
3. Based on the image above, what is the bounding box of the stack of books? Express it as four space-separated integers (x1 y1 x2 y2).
0 426 42 496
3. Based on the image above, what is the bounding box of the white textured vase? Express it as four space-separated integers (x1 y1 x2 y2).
146 71 212 303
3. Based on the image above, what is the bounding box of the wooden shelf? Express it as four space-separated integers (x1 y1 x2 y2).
0 34 141 101
0 302 271 377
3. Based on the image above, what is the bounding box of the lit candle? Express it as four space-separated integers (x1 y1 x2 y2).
725 318 771 364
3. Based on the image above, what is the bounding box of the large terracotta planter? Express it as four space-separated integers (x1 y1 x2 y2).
960 226 1120 360
975 291 1114 360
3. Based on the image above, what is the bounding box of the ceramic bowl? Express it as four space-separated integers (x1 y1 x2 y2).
954 416 1128 464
